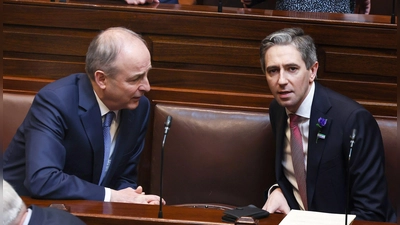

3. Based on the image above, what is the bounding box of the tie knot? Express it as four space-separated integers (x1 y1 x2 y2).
103 111 115 127
289 114 301 127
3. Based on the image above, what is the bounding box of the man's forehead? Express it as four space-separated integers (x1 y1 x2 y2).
266 46 303 64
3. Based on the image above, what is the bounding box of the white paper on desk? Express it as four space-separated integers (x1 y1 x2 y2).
279 210 356 225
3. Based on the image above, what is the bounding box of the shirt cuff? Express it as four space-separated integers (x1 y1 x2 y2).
268 184 280 197
104 187 111 202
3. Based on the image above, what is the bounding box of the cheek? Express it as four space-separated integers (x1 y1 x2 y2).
125 84 140 94
266 79 275 91
266 76 275 85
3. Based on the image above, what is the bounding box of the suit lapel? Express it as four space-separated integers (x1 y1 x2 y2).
275 106 288 181
306 82 333 208
77 74 104 184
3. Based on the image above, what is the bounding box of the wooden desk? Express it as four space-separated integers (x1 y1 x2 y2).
22 197 396 225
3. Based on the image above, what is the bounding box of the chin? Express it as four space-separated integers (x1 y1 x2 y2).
279 101 295 111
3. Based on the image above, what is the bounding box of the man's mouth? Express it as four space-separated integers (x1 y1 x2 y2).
277 90 292 98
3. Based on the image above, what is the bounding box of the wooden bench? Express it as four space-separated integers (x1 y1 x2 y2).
3 93 397 211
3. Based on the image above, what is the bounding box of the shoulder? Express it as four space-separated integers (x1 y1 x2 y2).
41 73 88 92
33 73 92 108
315 82 366 114
269 99 284 114
315 83 377 132
29 205 86 225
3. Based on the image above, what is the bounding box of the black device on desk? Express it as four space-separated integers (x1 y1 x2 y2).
222 205 269 223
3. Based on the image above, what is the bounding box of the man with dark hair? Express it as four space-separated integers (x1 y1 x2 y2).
260 27 395 222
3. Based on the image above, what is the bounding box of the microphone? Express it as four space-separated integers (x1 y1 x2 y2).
158 115 172 218
345 129 356 225
348 129 356 161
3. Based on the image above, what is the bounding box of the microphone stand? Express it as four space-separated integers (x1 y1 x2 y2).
158 135 166 218
158 116 172 218
345 129 356 225
345 157 350 225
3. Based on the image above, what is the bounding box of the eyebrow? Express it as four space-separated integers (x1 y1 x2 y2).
266 63 299 71
284 63 300 67
265 65 279 71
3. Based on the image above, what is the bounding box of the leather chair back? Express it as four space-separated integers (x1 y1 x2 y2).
150 104 276 207
376 117 397 211
3 93 35 152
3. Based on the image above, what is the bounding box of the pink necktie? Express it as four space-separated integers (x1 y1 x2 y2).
289 114 308 210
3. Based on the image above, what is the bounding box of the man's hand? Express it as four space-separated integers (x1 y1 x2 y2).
125 0 160 5
262 188 290 214
134 186 145 194
110 187 166 205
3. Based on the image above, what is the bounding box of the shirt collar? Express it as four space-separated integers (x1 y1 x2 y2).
22 208 32 225
93 90 119 120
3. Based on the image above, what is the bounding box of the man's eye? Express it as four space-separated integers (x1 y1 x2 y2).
129 76 143 83
267 69 278 75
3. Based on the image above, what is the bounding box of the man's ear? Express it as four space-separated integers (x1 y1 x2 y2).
309 61 318 82
94 70 107 90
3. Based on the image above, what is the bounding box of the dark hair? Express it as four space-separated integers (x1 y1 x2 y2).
260 27 317 74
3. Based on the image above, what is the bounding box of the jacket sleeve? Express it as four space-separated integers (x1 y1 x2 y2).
346 109 395 222
24 89 106 200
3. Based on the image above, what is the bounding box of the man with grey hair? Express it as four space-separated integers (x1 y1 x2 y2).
3 180 86 224
260 27 395 222
3 27 164 205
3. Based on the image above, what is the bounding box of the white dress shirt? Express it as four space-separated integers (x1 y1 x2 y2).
94 91 120 202
282 82 315 210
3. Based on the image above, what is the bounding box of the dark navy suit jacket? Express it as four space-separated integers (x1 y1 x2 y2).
269 82 396 222
28 205 86 225
3 73 150 201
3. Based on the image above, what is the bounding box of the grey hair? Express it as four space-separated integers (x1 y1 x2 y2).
85 27 147 80
3 180 25 225
260 27 317 74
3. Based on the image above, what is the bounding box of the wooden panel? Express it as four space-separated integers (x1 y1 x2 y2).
148 69 268 93
323 50 397 77
151 36 259 67
3 59 85 79
4 31 92 56
3 1 397 115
